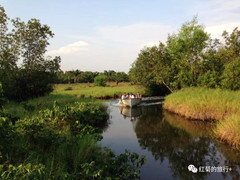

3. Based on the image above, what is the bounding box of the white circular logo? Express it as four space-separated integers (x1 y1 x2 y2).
188 164 198 173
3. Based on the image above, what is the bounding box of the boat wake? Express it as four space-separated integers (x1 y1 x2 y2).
110 96 164 107
138 101 163 106
110 99 123 106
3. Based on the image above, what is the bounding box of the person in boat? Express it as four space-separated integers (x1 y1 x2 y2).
121 93 127 101
126 93 130 99
136 92 142 99
129 93 135 99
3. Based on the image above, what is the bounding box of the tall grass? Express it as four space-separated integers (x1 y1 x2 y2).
163 87 240 121
214 115 240 149
163 87 240 149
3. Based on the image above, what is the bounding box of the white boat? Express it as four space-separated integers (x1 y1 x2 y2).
122 98 141 107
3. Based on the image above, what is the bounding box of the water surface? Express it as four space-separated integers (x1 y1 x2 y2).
101 100 240 180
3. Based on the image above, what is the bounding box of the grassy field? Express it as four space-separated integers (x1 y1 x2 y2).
163 87 240 149
52 82 147 99
4 82 146 119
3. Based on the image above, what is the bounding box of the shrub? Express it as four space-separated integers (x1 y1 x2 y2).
2 69 58 102
39 102 109 128
94 75 107 87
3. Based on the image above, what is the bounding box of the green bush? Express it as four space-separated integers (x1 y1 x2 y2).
94 75 107 87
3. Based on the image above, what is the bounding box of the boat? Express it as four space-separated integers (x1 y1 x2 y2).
122 98 141 107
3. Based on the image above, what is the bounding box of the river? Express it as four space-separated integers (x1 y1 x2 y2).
101 98 240 180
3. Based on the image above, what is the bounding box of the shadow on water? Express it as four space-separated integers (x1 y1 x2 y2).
102 101 240 180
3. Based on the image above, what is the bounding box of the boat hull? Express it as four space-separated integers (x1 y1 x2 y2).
122 99 141 107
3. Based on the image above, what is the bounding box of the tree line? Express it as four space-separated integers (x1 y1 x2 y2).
129 17 240 95
56 70 129 84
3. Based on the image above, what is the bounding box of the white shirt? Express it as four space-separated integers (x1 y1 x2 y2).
121 95 127 100
130 95 135 99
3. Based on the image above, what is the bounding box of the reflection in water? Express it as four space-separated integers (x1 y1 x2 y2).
118 106 142 121
102 102 240 180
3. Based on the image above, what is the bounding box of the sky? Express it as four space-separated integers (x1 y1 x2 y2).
1 0 240 72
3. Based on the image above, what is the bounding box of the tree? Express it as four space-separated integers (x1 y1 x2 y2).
112 72 129 82
219 27 240 90
221 59 240 90
94 75 107 87
129 17 212 94
0 6 19 97
129 44 171 95
130 46 158 88
104 70 116 81
222 27 240 60
167 16 209 87
12 18 54 70
0 5 61 101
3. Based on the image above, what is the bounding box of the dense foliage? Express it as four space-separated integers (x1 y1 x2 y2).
0 98 145 179
0 83 4 108
0 6 60 101
56 70 129 84
129 17 240 93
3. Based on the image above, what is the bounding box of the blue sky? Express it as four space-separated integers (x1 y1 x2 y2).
1 0 240 72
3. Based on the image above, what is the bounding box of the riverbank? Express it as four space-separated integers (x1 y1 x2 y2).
53 82 147 99
163 87 240 149
1 93 145 179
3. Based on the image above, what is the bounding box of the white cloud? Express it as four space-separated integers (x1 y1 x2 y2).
194 0 240 25
192 0 240 40
47 41 89 55
47 0 240 72
206 22 240 39
47 23 176 72
96 23 175 45
207 0 240 12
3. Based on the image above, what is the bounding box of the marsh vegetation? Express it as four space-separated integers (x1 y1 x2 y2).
0 92 145 179
163 87 240 149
